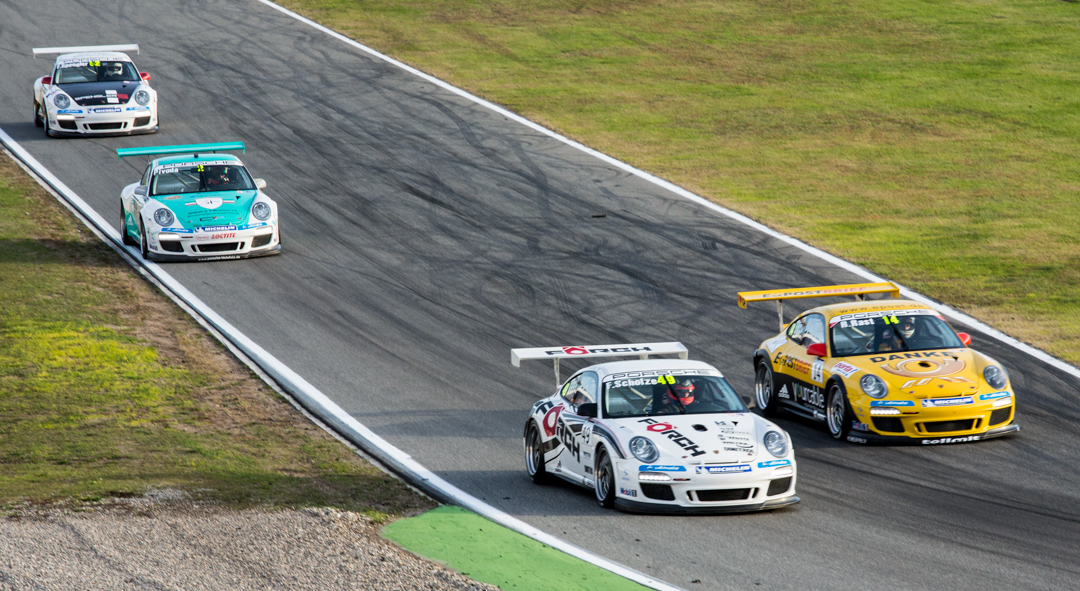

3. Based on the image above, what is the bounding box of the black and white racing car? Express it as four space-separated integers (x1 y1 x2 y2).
512 342 799 514
32 44 158 137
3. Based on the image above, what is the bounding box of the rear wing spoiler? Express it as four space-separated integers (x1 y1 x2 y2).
116 142 246 160
512 342 688 386
738 282 899 331
33 44 140 57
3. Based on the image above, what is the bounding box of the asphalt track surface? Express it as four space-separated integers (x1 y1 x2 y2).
4 1 1080 589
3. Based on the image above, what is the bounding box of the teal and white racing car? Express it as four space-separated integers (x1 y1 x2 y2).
116 142 281 261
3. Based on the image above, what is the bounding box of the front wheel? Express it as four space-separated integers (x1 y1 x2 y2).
594 448 615 509
755 359 780 417
524 421 548 485
827 382 854 440
139 220 150 260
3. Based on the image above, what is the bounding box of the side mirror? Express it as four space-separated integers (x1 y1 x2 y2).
140 72 151 82
133 186 147 197
254 178 267 190
42 76 52 85
577 402 598 419
957 332 972 346
806 343 827 358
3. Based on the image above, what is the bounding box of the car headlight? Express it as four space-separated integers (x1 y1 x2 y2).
251 202 272 221
984 365 1008 390
134 90 151 106
764 430 788 458
153 208 174 227
629 436 659 463
53 94 70 109
860 374 888 399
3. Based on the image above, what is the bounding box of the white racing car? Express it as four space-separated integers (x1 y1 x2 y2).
32 44 158 137
513 342 799 514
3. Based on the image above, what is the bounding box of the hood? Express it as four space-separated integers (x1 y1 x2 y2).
616 414 760 463
58 81 139 106
158 190 256 230
837 348 983 399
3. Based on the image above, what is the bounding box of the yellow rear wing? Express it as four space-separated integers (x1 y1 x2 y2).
738 282 899 330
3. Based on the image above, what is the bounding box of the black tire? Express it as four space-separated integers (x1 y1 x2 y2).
139 220 150 260
121 207 137 246
826 381 854 440
594 448 616 509
755 359 780 417
34 102 43 127
524 421 549 485
43 112 53 137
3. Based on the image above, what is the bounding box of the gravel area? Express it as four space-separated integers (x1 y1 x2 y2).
0 494 497 591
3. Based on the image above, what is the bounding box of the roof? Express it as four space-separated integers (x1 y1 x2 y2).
152 154 245 167
802 299 933 318
584 359 721 380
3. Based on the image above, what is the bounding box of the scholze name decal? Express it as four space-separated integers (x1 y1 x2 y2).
638 418 706 457
545 346 652 356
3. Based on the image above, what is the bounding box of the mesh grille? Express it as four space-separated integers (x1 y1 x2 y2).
872 417 905 433
57 120 78 130
250 233 273 248
87 122 125 130
640 483 675 501
196 242 240 253
767 477 792 496
923 419 975 433
989 408 1012 426
133 116 151 127
696 488 751 502
160 240 184 253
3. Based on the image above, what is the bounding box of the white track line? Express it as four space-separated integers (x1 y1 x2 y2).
251 0 1080 384
0 126 685 591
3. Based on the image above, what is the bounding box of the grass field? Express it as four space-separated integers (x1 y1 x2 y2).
278 0 1080 363
0 153 430 515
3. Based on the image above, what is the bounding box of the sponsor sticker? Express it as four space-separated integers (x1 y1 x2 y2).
197 225 237 232
92 107 121 113
57 109 83 114
619 487 637 497
757 459 791 468
545 345 654 356
847 435 868 444
777 384 790 399
921 435 981 445
637 418 706 457
921 396 974 408
832 361 859 378
870 400 914 407
979 391 1010 401
639 465 686 472
852 421 870 431
699 464 751 474
126 106 150 111
829 308 937 327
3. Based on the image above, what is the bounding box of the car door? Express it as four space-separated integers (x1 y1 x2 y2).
772 314 828 418
555 371 598 482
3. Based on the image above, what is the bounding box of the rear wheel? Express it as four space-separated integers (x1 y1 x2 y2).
755 359 780 417
34 102 43 127
594 448 616 509
827 382 854 440
524 421 548 485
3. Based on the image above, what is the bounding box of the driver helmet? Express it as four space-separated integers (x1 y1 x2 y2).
669 379 695 406
106 62 124 77
898 316 917 339
209 168 231 186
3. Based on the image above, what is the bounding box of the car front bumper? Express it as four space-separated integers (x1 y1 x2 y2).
146 223 280 262
50 106 158 136
612 459 799 514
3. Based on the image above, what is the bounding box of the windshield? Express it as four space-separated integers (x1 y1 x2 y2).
830 309 964 356
150 164 254 196
55 61 139 84
603 373 748 418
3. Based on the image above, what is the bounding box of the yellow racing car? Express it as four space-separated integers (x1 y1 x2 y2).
738 283 1019 445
